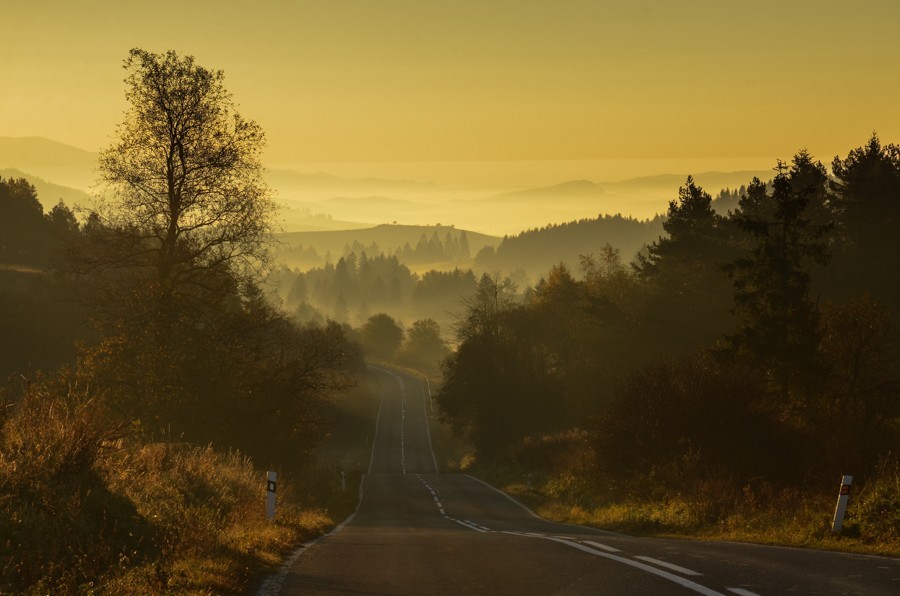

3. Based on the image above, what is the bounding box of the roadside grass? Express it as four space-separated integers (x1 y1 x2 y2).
425 416 900 558
505 475 900 558
0 370 381 594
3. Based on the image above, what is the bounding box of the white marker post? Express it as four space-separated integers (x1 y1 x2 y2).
831 475 853 534
266 471 277 521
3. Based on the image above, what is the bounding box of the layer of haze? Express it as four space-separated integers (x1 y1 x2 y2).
3 1 899 232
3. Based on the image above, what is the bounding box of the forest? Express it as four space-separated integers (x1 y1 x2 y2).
265 212 666 336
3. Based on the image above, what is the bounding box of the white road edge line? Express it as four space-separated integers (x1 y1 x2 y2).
462 474 544 520
366 366 387 475
462 474 623 536
634 555 703 576
421 377 440 473
256 475 367 596
726 589 761 596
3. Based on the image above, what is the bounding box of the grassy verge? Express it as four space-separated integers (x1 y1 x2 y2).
425 415 900 558
498 472 900 557
0 370 382 594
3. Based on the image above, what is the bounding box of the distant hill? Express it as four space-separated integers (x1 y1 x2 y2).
278 224 499 257
0 136 97 189
478 179 606 203
604 170 771 195
306 196 435 225
483 214 666 278
0 168 93 211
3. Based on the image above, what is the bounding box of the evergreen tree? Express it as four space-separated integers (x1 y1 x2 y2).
830 134 900 312
726 155 832 400
458 230 471 259
635 177 738 351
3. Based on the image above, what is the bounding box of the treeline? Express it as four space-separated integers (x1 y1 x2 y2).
437 136 900 497
0 177 91 377
276 229 473 271
0 176 80 267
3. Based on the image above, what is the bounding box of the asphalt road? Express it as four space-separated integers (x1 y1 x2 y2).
265 366 900 595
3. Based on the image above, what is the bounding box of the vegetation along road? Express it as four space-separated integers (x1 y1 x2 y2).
261 367 900 595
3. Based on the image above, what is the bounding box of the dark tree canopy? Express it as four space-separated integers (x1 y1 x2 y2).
829 134 900 311
726 154 833 396
360 313 405 361
0 177 79 266
96 48 275 291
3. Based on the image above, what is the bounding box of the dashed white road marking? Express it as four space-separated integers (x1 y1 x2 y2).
452 518 489 532
726 588 761 596
635 555 703 576
539 537 726 596
583 540 621 553
465 520 491 532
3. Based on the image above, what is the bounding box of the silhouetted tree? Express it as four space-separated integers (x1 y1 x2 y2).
0 178 46 265
360 313 404 361
438 274 563 456
635 177 738 351
91 48 274 297
726 154 833 400
830 134 900 312
396 318 450 374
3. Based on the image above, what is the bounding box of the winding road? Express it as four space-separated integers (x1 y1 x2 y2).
266 366 899 595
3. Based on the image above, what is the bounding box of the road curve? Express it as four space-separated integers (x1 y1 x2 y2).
264 366 899 595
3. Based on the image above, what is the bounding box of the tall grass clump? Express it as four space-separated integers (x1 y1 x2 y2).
0 375 135 594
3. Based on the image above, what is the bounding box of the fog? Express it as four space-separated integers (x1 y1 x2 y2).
269 159 772 235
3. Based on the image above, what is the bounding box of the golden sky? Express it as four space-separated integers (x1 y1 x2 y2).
3 0 900 171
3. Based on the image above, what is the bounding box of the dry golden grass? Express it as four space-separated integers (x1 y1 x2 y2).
500 464 900 558
446 427 900 558
0 375 344 594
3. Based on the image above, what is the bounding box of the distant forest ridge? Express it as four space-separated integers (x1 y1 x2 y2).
275 213 669 281
3 136 774 235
